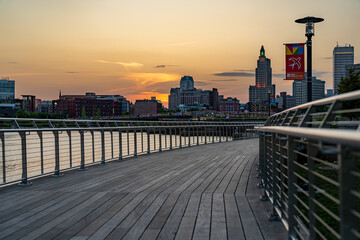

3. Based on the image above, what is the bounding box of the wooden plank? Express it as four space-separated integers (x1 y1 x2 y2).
53 193 127 240
0 192 89 239
104 154 214 239
192 193 212 240
0 191 64 225
37 192 117 239
174 193 201 240
210 193 227 240
224 194 245 240
246 157 288 240
19 192 107 240
0 191 73 232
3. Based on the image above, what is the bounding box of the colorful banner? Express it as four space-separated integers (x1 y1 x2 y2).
270 96 276 106
285 43 305 80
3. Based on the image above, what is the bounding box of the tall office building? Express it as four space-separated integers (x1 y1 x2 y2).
333 45 354 95
293 77 325 106
0 78 15 116
249 46 275 112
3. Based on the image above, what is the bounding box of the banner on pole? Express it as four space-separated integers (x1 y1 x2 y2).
270 95 276 105
285 43 305 80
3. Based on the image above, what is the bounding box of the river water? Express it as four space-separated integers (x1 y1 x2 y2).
0 131 227 184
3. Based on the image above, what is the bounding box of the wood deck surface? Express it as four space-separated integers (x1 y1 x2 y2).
0 139 287 240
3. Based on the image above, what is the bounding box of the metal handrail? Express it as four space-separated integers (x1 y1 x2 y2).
256 91 360 240
273 89 360 117
0 117 264 129
0 121 262 187
265 90 360 129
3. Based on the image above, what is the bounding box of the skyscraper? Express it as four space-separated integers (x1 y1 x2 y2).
293 76 325 106
249 46 275 112
333 45 354 95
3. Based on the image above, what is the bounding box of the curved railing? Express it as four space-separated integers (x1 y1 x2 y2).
0 119 263 187
256 90 360 240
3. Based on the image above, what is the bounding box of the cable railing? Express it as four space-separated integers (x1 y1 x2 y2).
0 117 262 129
256 90 360 240
0 119 262 187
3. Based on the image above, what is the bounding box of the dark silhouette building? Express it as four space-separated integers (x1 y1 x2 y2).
168 76 219 111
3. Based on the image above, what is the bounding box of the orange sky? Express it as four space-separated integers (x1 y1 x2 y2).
1 0 359 107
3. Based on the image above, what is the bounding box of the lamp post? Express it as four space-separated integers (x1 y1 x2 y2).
295 16 324 103
268 89 271 116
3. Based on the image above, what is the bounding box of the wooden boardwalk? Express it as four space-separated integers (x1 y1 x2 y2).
0 139 287 240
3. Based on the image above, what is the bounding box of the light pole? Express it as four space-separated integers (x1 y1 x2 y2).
268 89 271 116
295 16 324 103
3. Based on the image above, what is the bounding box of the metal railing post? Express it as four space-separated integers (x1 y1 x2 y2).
287 136 297 239
147 128 150 154
118 130 123 161
269 133 280 221
110 130 114 159
197 127 199 146
52 130 62 177
205 127 207 144
159 128 162 152
127 130 130 156
79 130 85 170
100 130 106 165
188 127 191 147
308 140 317 239
212 126 215 143
0 132 5 183
226 126 229 142
153 129 156 150
134 129 137 157
66 131 72 167
170 128 173 150
219 126 222 143
91 131 95 163
141 129 144 153
339 145 358 240
18 132 30 185
179 128 182 148
37 131 44 174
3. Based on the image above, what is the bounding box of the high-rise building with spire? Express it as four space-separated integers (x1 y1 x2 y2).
249 46 275 112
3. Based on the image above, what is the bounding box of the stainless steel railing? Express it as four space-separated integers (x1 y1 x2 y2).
0 119 262 187
256 90 360 240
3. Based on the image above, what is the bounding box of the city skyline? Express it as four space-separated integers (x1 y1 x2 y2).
1 0 360 107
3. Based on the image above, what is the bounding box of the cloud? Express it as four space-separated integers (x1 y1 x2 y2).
154 65 178 68
273 74 284 78
233 69 254 72
65 71 79 74
210 79 239 82
313 71 330 76
196 81 210 85
8 62 18 64
213 72 254 77
97 60 143 68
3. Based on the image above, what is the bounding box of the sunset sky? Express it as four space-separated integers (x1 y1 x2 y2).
1 0 359 107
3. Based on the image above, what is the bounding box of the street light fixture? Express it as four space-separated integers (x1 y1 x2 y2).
267 89 271 116
295 16 324 103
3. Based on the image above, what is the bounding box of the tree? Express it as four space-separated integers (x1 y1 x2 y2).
81 106 86 119
96 108 101 119
337 68 360 120
338 68 360 94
